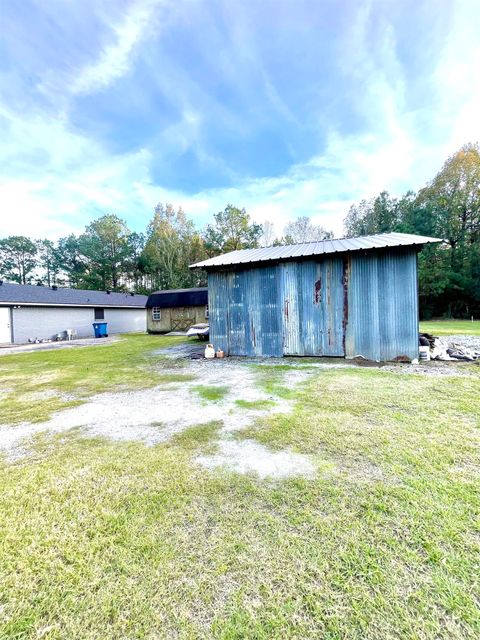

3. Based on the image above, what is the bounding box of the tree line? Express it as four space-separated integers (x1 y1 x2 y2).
0 205 331 294
344 143 480 319
1 143 478 317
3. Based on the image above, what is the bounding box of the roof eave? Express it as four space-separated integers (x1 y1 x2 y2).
0 302 146 308
189 236 444 270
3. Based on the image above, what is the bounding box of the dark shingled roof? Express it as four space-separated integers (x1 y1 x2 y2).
190 232 443 269
146 287 208 309
0 282 147 307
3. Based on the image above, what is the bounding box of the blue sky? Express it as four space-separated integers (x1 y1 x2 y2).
1 0 479 239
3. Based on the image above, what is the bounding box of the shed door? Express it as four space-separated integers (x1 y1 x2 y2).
227 267 283 357
208 268 283 357
0 307 11 344
281 260 345 356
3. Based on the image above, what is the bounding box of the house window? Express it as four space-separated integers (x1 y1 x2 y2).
152 307 161 321
205 305 209 319
94 308 105 320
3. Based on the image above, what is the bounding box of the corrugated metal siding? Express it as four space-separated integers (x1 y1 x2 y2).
208 267 283 357
209 260 344 357
345 248 418 361
249 265 282 357
208 248 419 360
208 271 231 354
319 258 345 356
281 259 344 356
191 233 441 268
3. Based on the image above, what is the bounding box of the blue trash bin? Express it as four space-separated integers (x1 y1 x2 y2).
93 322 108 338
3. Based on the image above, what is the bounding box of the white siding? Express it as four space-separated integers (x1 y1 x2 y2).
0 307 12 344
11 306 146 344
104 308 146 334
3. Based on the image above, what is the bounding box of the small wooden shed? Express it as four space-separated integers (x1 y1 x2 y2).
146 288 208 333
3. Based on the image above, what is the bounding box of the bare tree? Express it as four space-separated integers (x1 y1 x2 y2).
283 216 333 243
260 221 276 247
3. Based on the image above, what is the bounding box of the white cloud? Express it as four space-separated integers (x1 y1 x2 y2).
432 0 480 154
71 0 165 95
0 105 154 238
1 0 480 242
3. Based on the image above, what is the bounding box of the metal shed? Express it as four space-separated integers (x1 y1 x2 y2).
190 232 442 361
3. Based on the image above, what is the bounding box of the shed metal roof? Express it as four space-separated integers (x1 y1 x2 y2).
146 287 208 309
0 282 147 307
190 232 443 269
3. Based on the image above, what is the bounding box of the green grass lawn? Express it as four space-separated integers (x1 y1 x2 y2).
420 319 480 336
0 334 190 424
0 335 479 639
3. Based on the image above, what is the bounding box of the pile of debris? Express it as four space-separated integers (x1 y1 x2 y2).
419 333 480 361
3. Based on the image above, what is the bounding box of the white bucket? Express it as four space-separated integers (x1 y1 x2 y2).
419 346 430 362
204 344 215 359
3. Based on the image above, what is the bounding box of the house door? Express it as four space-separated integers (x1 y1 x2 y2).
0 307 12 344
281 259 345 356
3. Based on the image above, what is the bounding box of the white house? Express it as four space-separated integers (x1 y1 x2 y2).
0 282 147 344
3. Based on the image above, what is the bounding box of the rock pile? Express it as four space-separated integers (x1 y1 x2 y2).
420 333 480 361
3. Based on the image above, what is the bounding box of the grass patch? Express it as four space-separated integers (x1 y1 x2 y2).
235 399 276 410
253 365 299 399
0 397 83 425
420 320 480 335
241 367 480 462
0 339 479 638
171 421 222 450
191 385 229 401
155 372 196 384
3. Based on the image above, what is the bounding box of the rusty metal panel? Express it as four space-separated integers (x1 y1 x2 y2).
209 248 419 360
281 259 344 356
207 271 231 354
319 258 345 356
245 265 283 357
281 262 302 355
208 267 283 357
228 270 247 355
345 248 419 361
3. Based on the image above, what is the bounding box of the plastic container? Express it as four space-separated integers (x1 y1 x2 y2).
204 344 215 359
419 345 430 362
93 322 108 338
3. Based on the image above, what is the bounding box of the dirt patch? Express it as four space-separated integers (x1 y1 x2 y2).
5 341 464 478
196 438 316 479
0 359 299 471
449 461 480 477
381 361 476 377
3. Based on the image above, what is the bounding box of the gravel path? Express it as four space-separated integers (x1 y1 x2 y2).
0 336 119 356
